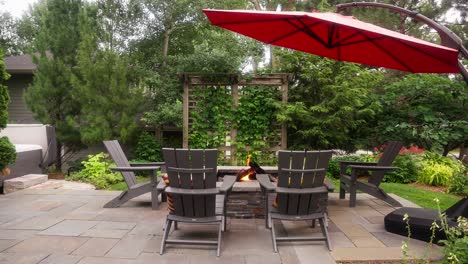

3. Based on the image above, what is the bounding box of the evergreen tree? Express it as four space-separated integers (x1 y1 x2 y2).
24 0 84 170
71 2 144 145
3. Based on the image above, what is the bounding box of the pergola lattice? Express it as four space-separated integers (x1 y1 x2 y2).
182 73 291 165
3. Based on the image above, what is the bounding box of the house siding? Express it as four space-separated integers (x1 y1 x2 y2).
6 74 39 124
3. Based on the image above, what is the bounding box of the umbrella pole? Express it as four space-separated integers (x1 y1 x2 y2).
336 2 468 84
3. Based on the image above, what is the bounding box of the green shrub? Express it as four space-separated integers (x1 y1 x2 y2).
418 162 453 186
448 167 468 195
383 154 419 183
67 153 123 189
417 152 464 187
134 132 162 162
327 155 375 179
0 137 16 171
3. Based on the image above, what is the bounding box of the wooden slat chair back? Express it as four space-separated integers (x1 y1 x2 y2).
104 140 137 187
162 148 218 217
369 141 403 185
276 150 333 216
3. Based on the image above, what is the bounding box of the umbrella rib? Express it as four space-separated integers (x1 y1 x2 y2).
331 32 366 47
328 24 336 47
295 19 329 48
356 32 414 72
267 20 321 45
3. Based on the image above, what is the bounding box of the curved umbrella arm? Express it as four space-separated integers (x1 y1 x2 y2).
336 2 468 83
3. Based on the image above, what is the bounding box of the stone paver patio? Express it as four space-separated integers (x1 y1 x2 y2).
0 185 442 264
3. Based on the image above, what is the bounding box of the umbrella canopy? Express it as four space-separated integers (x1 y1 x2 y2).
203 9 459 73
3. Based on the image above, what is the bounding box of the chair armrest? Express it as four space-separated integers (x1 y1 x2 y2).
276 186 328 195
110 166 161 172
257 174 275 192
167 167 214 174
156 180 167 191
219 175 236 193
281 168 325 173
348 165 398 171
164 187 219 195
324 177 335 192
339 161 378 166
129 162 165 166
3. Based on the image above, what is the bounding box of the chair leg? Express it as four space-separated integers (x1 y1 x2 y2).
174 221 178 230
151 188 159 210
270 215 278 253
349 185 357 207
339 181 345 199
264 192 270 228
319 217 332 251
311 219 316 228
217 221 223 257
160 219 172 255
222 216 226 232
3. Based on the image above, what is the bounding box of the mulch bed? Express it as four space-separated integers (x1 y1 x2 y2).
408 182 447 193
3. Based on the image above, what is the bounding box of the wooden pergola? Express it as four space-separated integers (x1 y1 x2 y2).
181 73 292 165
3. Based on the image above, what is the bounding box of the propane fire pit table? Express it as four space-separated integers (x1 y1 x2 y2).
216 166 335 219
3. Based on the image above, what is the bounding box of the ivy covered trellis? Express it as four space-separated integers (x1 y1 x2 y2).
182 73 291 165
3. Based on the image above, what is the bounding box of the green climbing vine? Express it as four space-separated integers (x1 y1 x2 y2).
189 85 233 149
233 86 281 165
188 82 282 166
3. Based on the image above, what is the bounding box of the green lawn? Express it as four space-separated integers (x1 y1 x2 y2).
380 182 460 210
328 177 460 210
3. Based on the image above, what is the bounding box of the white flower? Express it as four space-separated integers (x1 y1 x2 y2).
403 213 409 221
401 241 408 251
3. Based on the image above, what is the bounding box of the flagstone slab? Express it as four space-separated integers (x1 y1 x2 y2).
77 256 137 264
0 239 19 252
39 220 99 236
349 235 386 248
7 236 89 254
0 252 49 264
80 229 130 239
0 230 38 240
245 254 282 264
333 223 369 237
38 253 83 264
72 238 119 257
105 235 152 259
293 244 335 264
92 221 136 230
328 232 355 248
2 216 64 230
136 253 191 264
331 247 404 261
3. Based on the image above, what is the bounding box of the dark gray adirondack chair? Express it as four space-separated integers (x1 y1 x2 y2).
103 140 164 210
339 141 403 207
159 148 236 257
258 150 333 252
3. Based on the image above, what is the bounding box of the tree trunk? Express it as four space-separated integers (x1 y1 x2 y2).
460 144 468 164
55 140 63 171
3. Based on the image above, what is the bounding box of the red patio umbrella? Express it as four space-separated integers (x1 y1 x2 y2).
203 9 460 74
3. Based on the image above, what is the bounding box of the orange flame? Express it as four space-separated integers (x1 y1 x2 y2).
240 154 253 181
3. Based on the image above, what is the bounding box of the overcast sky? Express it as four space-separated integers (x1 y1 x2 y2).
1 0 37 17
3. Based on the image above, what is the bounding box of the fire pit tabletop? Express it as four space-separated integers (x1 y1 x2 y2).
217 165 278 174
217 165 335 192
